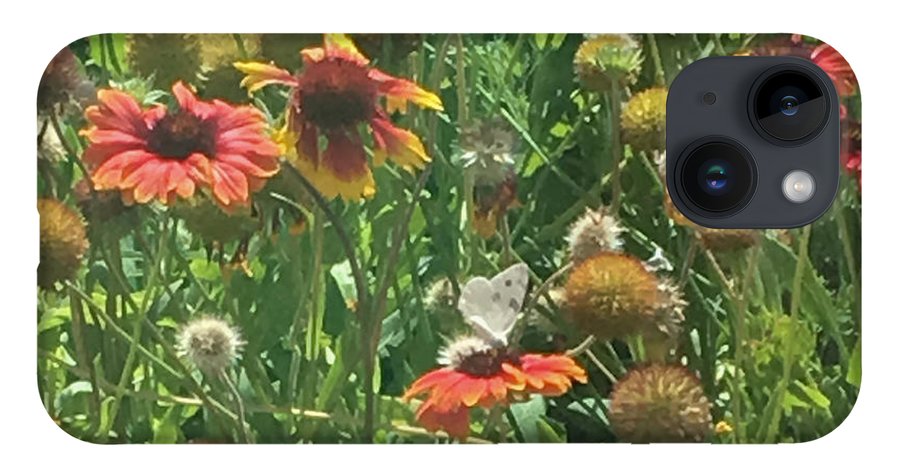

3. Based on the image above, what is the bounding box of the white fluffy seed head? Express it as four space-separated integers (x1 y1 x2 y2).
423 277 457 311
567 207 624 263
437 335 494 369
177 316 244 375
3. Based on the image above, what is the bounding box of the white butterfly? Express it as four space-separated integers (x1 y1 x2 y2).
457 263 530 346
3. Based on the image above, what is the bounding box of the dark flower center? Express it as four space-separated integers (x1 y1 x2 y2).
457 347 520 377
147 110 216 160
297 58 378 131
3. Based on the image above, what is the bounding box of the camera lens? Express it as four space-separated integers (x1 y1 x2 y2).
676 139 756 215
752 68 829 142
780 95 799 116
700 160 731 195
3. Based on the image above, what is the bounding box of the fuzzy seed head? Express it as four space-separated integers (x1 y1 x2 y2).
564 252 683 341
38 198 89 289
567 207 624 263
621 87 668 154
459 118 518 187
609 364 712 443
574 34 642 92
177 316 244 375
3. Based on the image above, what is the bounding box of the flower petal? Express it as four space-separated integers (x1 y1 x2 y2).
84 89 148 136
370 115 430 169
323 34 369 64
415 401 471 441
370 68 443 111
234 61 298 93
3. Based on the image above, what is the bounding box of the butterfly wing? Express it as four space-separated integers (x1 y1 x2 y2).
457 263 530 345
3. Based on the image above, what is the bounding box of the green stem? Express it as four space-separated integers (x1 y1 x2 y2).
220 370 251 443
68 287 102 433
455 34 468 124
100 217 170 440
646 34 667 86
731 245 760 443
364 164 434 442
608 83 625 214
835 195 861 329
762 226 812 443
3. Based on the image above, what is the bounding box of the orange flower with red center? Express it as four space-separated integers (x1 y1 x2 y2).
403 336 587 440
235 34 443 201
81 82 280 210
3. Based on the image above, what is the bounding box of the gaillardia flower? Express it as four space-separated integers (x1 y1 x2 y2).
621 86 668 154
574 34 642 93
235 34 443 201
81 81 280 210
177 315 244 375
403 335 587 440
609 364 712 443
38 198 89 289
564 251 683 341
567 206 624 263
472 173 520 238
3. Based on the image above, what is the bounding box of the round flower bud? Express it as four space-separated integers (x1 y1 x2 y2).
621 87 668 154
609 364 713 443
574 34 642 93
38 198 89 289
564 252 683 341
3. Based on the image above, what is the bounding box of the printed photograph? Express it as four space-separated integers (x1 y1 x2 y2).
37 33 860 443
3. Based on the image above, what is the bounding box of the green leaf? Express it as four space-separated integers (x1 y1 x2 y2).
536 417 565 442
152 407 181 443
796 381 831 409
847 338 861 388
509 396 547 442
783 391 811 409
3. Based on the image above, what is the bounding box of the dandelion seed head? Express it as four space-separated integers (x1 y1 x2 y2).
567 207 624 263
177 316 244 375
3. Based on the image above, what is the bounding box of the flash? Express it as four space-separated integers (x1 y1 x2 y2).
782 170 816 203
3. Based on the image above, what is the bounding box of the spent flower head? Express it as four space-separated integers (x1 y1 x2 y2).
177 316 245 375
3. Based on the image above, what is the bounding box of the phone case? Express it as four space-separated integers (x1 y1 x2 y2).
36 33 861 444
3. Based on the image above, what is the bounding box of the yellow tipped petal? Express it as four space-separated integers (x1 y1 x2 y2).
324 34 368 63
233 61 297 93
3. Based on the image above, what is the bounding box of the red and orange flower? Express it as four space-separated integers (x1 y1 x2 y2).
81 81 280 210
403 336 587 440
235 34 443 201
